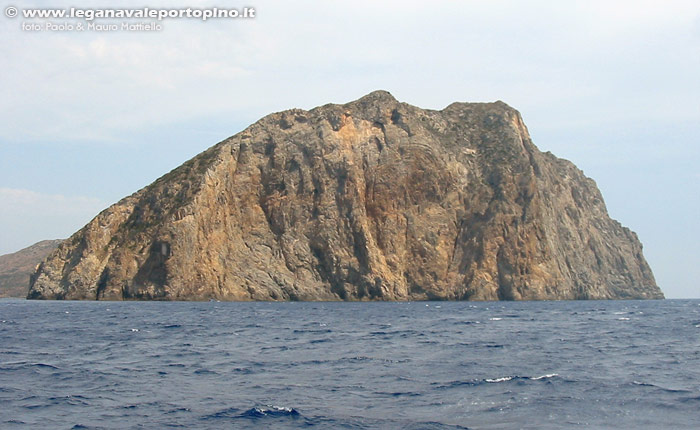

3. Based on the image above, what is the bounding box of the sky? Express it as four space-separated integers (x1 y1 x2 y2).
1 0 698 298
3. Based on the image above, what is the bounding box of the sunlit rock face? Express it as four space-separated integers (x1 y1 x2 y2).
28 91 663 301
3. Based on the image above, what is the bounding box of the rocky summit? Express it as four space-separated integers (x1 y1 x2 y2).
28 91 663 301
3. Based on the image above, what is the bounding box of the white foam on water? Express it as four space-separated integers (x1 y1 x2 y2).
271 406 294 412
617 317 630 321
258 405 294 413
532 373 559 380
486 376 513 383
254 405 298 415
614 312 626 315
130 328 139 332
490 317 502 321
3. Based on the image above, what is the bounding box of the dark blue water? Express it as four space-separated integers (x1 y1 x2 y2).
1 299 699 429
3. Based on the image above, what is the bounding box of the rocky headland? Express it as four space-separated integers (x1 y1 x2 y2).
28 91 663 301
0 240 63 298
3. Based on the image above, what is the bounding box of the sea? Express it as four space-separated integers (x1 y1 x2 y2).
1 299 698 429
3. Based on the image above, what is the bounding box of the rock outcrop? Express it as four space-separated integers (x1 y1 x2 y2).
28 91 663 301
0 240 63 298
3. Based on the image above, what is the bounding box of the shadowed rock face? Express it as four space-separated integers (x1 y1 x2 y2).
0 240 63 298
28 91 663 301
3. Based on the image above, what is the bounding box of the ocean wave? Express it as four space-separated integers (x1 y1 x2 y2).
375 390 422 397
632 381 692 394
679 395 700 404
454 320 480 325
487 374 560 383
436 374 561 388
241 405 301 418
30 362 60 370
163 324 182 329
531 373 560 380
205 405 304 422
293 328 332 334
485 376 513 383
260 345 290 352
48 394 90 406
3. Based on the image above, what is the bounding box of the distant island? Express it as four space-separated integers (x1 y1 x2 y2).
28 91 663 301
0 240 62 298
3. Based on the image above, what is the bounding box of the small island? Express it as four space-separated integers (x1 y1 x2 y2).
28 92 663 301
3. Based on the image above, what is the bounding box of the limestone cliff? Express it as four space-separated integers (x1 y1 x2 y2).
28 91 663 301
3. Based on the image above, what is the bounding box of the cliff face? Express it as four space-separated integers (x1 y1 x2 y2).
0 240 63 298
28 91 663 301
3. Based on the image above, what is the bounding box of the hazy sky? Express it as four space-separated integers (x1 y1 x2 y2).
1 0 698 298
